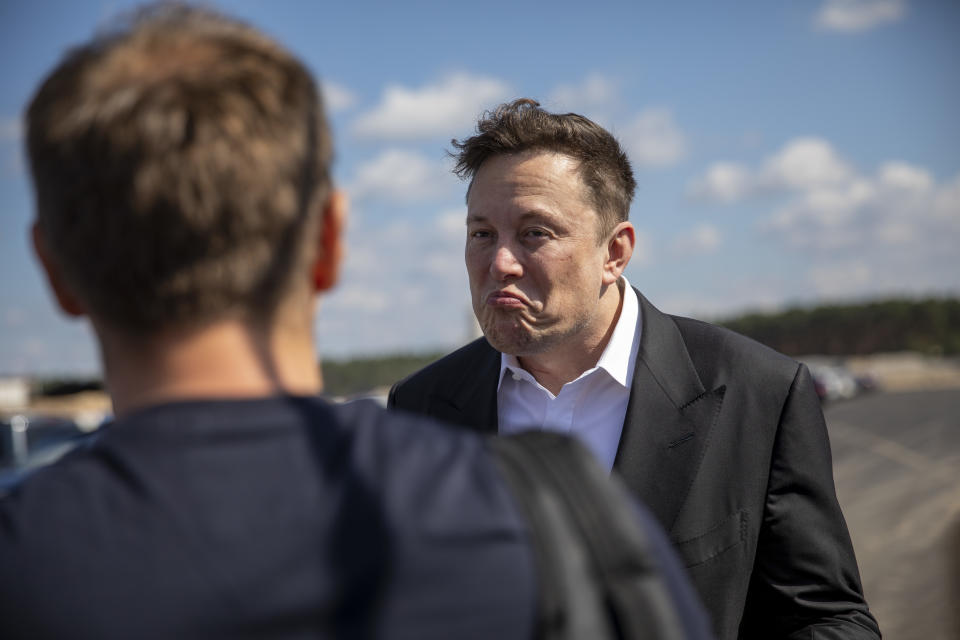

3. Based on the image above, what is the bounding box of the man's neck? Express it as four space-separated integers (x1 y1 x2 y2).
97 317 321 418
517 281 625 396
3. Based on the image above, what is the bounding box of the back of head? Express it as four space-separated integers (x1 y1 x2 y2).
26 3 332 335
452 98 637 240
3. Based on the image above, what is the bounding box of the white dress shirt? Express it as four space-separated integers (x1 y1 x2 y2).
497 277 642 470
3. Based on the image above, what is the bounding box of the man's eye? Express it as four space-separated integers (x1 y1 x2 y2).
524 228 549 238
469 230 492 239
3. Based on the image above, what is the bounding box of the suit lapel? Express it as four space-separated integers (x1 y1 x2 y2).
613 291 725 532
429 339 499 433
441 295 725 530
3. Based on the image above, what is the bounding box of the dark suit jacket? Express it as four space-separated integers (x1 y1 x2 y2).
389 291 881 640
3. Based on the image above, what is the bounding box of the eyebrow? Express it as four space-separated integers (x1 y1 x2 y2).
466 210 558 225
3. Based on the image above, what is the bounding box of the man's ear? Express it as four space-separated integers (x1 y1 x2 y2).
602 221 635 286
31 221 86 317
312 189 347 292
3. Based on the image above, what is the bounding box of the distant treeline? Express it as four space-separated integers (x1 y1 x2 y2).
321 352 447 398
32 378 104 397
30 297 960 398
718 297 960 357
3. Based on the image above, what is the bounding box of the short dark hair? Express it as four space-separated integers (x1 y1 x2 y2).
26 4 332 333
451 98 636 240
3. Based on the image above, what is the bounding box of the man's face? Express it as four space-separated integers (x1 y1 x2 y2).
465 151 612 357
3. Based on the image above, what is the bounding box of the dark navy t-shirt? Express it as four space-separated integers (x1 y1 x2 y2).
0 396 536 639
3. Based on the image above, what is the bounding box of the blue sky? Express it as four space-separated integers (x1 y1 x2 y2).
1 0 958 375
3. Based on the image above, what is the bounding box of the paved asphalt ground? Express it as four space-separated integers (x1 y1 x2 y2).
826 389 960 640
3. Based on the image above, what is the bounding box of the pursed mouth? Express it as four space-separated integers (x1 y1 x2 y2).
485 290 527 308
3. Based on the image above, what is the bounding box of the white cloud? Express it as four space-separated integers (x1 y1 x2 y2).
764 162 958 252
764 163 960 297
322 81 357 112
815 0 907 33
672 223 722 255
759 137 854 191
347 149 454 202
619 108 687 168
874 218 916 246
352 73 511 140
548 73 619 116
878 161 933 193
688 162 753 203
690 135 959 300
933 173 960 221
688 137 854 203
766 179 875 247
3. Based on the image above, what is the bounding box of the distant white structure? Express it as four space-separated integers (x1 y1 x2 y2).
0 377 29 410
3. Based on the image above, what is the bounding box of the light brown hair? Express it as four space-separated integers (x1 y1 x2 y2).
26 4 332 333
451 98 636 240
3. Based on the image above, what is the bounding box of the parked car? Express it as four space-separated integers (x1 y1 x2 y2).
805 362 860 403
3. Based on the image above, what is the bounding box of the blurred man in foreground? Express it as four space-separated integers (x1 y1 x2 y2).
0 5 712 639
389 99 881 639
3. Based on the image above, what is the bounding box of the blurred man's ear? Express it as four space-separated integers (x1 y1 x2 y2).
31 221 86 317
312 190 347 292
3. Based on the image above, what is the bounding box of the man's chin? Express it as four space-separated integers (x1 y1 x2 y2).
480 323 541 357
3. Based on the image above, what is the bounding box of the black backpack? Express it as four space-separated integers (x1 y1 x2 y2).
488 431 688 640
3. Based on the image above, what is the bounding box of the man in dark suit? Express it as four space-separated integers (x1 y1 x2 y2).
0 9 711 639
390 99 881 639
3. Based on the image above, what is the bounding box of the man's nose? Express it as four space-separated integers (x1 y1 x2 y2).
490 244 523 280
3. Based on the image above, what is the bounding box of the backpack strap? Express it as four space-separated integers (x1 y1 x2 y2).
489 431 686 640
